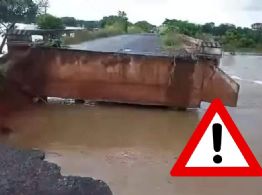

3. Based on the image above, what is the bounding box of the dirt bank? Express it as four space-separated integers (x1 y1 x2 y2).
0 144 112 195
0 88 31 130
0 54 33 129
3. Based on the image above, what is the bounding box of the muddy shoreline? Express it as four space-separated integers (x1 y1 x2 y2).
0 144 112 195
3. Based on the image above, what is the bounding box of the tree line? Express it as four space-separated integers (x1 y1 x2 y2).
0 0 49 53
162 19 262 51
60 12 156 34
0 0 156 53
1 0 261 53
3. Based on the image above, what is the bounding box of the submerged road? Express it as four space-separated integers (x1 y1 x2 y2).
70 33 166 55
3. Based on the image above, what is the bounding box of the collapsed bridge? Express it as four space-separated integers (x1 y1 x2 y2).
4 30 239 109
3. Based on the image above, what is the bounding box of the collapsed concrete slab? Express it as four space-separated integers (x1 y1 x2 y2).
3 29 239 108
5 45 239 108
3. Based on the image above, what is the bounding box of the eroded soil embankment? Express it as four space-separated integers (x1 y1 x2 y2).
0 88 31 131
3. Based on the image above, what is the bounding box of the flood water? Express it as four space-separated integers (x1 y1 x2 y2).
2 55 262 195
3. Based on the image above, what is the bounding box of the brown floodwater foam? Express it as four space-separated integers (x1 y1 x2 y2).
5 46 239 108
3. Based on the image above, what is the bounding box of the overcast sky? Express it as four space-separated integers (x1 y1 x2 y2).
48 0 262 27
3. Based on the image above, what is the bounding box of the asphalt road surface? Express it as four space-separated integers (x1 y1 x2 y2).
70 34 166 56
0 144 112 195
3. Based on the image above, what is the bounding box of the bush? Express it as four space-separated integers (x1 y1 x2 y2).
134 21 155 33
162 32 183 49
128 25 144 34
37 14 65 29
195 33 213 41
104 22 126 34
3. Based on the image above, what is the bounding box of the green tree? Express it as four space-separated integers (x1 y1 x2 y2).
0 0 39 24
36 0 49 14
162 18 262 51
100 11 128 33
134 21 155 33
61 17 77 27
118 11 127 18
77 20 100 29
213 24 236 36
163 19 201 37
118 10 128 33
37 14 64 29
0 0 40 54
163 19 178 32
202 22 215 34
100 16 121 27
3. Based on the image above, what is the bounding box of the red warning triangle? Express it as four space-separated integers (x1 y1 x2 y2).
170 99 262 176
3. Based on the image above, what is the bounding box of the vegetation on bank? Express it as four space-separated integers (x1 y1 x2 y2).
63 12 156 45
1 0 262 53
161 32 183 50
37 14 64 29
0 0 156 50
0 0 41 54
160 19 262 52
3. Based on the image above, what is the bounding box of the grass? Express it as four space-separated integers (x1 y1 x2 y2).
160 32 192 53
161 32 183 48
127 26 145 34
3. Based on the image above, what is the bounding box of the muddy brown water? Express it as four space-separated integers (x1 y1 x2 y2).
1 55 262 195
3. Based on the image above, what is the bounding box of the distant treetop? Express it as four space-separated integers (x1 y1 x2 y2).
37 14 65 29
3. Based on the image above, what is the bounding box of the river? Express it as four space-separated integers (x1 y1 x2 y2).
1 55 262 195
